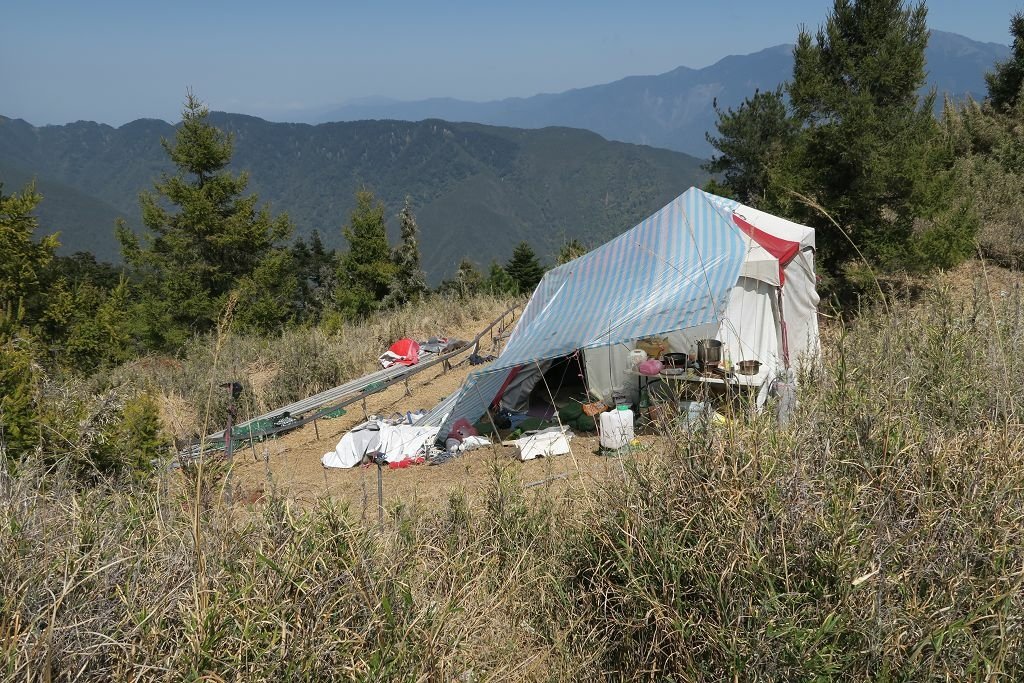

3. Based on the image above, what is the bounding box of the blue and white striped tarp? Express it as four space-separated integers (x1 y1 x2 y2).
439 187 746 438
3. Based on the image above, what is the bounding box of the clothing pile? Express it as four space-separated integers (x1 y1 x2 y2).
322 414 440 469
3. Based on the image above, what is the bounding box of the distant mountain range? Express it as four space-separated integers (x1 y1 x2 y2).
0 115 705 280
310 31 1009 157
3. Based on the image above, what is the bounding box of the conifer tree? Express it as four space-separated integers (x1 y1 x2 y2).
385 197 428 306
504 242 545 294
336 190 397 317
117 92 293 349
485 261 517 294
786 0 940 272
439 259 483 297
704 87 797 205
986 12 1024 112
0 336 40 461
0 182 58 323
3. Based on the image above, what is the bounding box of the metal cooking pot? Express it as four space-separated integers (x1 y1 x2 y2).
737 359 761 376
662 352 689 368
696 339 722 365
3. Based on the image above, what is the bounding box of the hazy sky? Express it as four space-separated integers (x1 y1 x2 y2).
2 0 1020 126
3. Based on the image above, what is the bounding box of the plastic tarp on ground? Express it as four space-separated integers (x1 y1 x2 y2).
437 187 747 439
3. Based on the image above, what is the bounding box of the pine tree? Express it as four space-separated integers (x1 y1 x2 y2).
986 12 1024 112
485 261 517 294
505 242 545 294
704 87 798 205
439 259 483 297
385 197 428 306
336 190 397 318
0 335 40 462
117 92 292 349
0 182 59 323
786 0 941 273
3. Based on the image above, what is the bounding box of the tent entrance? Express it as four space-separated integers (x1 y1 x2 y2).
497 353 588 418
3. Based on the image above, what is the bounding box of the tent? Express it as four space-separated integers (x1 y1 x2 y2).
436 187 819 439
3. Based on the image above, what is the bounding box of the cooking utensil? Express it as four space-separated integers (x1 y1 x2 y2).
696 339 723 365
662 352 689 368
737 359 761 376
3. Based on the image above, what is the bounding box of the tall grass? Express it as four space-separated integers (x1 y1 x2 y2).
112 292 513 441
2 266 1024 680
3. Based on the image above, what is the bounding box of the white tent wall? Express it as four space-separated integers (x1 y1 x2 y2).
781 247 821 368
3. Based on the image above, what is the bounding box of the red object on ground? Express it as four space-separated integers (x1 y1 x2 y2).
379 338 420 367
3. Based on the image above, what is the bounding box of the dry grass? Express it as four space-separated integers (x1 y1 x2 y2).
3 263 1024 680
113 292 514 443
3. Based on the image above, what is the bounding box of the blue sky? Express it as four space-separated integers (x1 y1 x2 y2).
2 0 1020 126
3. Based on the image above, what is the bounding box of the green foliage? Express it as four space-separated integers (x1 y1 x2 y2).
115 393 165 474
787 0 941 272
290 231 338 324
0 335 41 461
504 242 544 294
986 12 1024 112
38 276 136 372
0 182 59 322
385 197 428 307
118 93 293 350
555 238 589 265
707 0 973 290
942 93 1024 266
336 190 397 318
704 87 798 206
484 261 517 295
438 259 484 298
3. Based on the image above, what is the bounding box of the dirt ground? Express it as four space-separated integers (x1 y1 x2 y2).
225 313 661 513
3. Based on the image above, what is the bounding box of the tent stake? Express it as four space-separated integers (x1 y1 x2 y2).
313 418 320 440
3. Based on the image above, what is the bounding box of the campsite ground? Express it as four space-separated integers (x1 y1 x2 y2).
226 318 662 512
228 259 1024 513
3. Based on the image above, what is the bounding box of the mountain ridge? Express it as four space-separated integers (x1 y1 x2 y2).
310 31 1007 156
0 114 707 281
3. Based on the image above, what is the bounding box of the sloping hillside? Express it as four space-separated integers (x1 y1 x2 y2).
0 114 706 279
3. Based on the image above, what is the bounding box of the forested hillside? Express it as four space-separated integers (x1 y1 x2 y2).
0 114 705 279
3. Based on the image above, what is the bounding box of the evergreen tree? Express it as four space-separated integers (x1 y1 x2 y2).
439 259 483 297
485 261 517 294
336 190 396 318
504 242 545 294
117 92 293 349
556 239 589 265
704 87 798 205
986 12 1024 112
0 335 40 462
385 197 428 306
0 182 59 323
786 0 941 273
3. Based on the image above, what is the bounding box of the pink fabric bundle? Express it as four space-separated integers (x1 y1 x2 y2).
637 359 664 376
